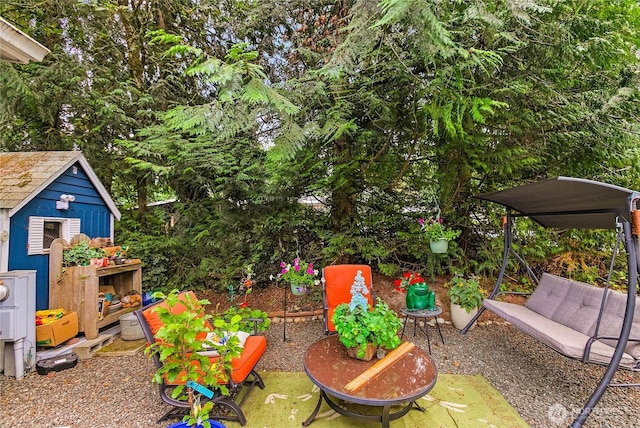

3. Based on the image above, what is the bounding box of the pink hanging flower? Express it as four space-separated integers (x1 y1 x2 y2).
275 258 319 286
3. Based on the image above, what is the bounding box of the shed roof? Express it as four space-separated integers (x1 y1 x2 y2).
0 151 120 219
474 177 638 229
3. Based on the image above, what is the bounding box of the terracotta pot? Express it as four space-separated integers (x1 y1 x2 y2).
347 343 377 361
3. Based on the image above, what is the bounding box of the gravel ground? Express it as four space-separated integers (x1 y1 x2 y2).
1 318 639 428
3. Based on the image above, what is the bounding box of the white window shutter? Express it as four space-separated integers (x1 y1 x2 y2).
28 217 44 255
28 217 81 255
67 218 81 240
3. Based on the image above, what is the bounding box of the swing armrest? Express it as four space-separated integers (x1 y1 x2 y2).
583 335 640 364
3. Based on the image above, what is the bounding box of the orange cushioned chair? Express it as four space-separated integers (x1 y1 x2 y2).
322 264 376 334
134 291 267 426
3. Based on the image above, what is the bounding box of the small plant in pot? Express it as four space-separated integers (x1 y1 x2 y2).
147 289 243 428
62 241 107 267
445 273 484 330
332 299 403 360
331 271 402 360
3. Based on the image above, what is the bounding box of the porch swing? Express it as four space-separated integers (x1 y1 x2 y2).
460 177 640 428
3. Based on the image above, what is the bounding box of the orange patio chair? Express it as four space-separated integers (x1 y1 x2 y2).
322 264 376 334
134 291 267 426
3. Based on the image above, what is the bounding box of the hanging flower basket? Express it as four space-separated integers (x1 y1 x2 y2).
429 238 449 253
274 258 319 296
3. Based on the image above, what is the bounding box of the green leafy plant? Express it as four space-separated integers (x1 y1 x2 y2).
332 299 402 359
275 258 319 286
219 306 271 333
62 241 107 267
445 273 484 313
146 289 243 428
420 217 461 241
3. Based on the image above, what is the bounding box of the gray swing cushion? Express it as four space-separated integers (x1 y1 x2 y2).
484 273 640 369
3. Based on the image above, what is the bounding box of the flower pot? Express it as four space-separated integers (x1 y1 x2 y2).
167 420 226 428
405 284 430 311
450 303 477 330
429 239 449 253
290 282 307 296
346 342 376 361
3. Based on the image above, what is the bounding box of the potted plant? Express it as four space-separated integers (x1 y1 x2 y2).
332 271 402 360
275 258 320 295
420 217 461 253
62 241 107 267
147 289 244 428
445 273 484 330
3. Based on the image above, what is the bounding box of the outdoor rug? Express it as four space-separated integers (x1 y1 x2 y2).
223 371 529 428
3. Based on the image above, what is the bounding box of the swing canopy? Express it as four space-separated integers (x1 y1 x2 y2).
474 176 636 229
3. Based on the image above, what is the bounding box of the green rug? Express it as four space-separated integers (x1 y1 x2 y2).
223 371 529 428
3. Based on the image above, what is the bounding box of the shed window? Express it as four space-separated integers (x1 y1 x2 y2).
28 217 81 255
43 221 61 249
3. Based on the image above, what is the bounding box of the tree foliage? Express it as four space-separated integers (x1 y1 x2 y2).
2 0 640 290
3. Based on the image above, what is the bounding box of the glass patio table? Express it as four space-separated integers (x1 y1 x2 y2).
302 335 437 427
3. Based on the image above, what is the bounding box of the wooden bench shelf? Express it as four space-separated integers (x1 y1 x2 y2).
49 240 142 340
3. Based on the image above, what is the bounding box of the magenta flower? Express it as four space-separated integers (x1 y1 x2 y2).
418 218 425 226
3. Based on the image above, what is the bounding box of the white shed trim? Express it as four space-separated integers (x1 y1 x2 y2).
0 17 50 64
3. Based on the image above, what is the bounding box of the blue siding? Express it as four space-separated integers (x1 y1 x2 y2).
8 163 113 309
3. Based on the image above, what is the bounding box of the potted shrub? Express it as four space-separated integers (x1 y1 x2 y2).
147 289 244 428
331 271 402 360
445 273 484 330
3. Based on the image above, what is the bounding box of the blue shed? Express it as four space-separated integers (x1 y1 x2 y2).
0 151 121 309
